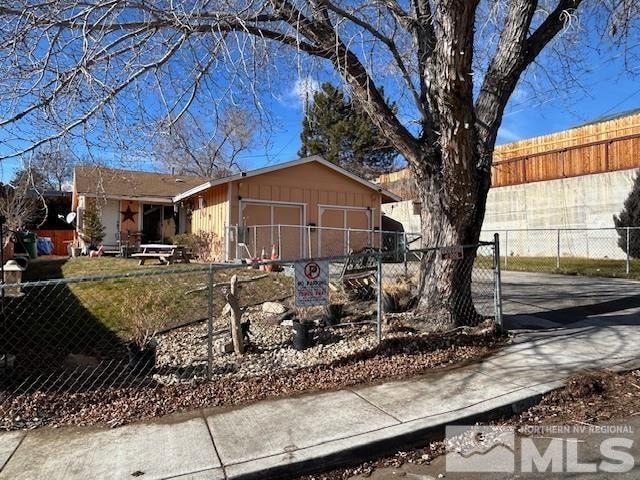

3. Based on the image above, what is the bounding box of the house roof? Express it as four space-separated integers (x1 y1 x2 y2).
173 156 401 203
73 166 211 202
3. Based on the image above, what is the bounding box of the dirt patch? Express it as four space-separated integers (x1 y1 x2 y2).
294 369 640 480
0 326 505 431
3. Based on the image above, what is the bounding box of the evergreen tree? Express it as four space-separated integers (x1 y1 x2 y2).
298 83 397 179
81 203 106 248
614 172 640 258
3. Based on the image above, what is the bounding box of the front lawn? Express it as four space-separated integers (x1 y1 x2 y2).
6 257 292 372
499 255 640 280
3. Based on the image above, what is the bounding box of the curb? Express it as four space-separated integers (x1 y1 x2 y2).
225 389 548 480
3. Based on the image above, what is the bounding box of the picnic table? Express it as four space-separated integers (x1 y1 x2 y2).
131 244 190 266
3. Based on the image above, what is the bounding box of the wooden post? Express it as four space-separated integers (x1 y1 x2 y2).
225 274 244 354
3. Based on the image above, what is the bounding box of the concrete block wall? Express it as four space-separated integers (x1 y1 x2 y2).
381 168 637 259
482 168 636 260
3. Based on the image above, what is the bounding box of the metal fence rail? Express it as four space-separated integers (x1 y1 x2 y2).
483 227 640 276
0 240 500 413
226 224 422 261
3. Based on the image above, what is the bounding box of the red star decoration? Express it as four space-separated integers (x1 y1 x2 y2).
121 205 137 223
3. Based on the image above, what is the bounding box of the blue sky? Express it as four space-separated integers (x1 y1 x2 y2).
235 46 640 171
1 36 639 182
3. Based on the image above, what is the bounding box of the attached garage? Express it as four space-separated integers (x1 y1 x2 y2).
175 156 400 261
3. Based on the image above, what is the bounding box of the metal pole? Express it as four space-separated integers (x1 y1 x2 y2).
0 217 5 368
278 225 282 259
403 231 408 276
556 228 561 269
504 230 508 269
493 233 503 328
346 228 350 255
376 253 383 343
308 225 312 258
253 227 257 258
626 227 631 275
206 264 214 380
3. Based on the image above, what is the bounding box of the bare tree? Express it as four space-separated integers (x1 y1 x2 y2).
0 1 637 326
32 149 76 191
0 169 47 232
155 108 255 178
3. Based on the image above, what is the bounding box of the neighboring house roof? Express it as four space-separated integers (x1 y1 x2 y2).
73 166 211 202
173 156 401 203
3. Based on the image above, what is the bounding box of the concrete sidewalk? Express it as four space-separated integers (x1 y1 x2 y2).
2 313 640 480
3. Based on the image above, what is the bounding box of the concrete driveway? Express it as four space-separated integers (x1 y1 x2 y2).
500 271 640 329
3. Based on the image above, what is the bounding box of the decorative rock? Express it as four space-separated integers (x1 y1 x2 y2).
214 338 234 354
262 302 286 315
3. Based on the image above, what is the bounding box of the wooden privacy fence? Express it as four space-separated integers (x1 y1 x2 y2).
492 111 640 187
376 111 640 195
491 131 640 187
35 229 74 256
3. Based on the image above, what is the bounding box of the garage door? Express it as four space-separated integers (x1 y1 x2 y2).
319 207 370 257
241 202 303 259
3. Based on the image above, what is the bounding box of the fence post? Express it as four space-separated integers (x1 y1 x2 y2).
403 231 408 276
493 233 504 328
347 228 350 255
253 227 257 258
206 263 214 380
626 227 631 275
277 225 282 259
504 230 508 269
556 228 561 269
376 253 383 343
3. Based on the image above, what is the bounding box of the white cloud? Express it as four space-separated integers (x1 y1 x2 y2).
291 76 320 107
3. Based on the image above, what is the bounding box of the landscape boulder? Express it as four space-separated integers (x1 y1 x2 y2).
262 301 287 315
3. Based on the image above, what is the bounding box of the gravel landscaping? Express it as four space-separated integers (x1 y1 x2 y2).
0 312 505 430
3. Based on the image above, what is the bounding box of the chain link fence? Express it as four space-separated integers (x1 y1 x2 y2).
483 227 640 277
381 241 501 327
227 224 421 261
0 240 501 417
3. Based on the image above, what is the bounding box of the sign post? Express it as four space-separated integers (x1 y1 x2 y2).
295 259 330 307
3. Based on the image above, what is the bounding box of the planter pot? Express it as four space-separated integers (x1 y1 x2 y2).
292 321 313 351
322 303 344 327
127 340 157 373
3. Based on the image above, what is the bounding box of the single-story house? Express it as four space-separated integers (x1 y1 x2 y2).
72 166 209 249
173 156 400 260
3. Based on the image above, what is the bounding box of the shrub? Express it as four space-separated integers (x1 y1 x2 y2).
174 231 223 262
614 171 640 258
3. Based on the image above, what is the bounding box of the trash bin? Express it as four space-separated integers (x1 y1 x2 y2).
20 232 38 259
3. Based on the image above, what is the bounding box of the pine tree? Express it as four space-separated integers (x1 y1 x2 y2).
81 203 106 248
614 172 640 258
298 83 397 179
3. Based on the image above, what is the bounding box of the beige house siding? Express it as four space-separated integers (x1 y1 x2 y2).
190 183 229 239
182 159 390 259
230 162 381 228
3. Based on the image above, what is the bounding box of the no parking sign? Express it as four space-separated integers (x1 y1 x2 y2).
294 260 329 307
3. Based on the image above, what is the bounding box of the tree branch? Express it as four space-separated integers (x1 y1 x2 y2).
474 0 583 169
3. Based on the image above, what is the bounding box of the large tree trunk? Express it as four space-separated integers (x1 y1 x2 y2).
413 150 492 329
